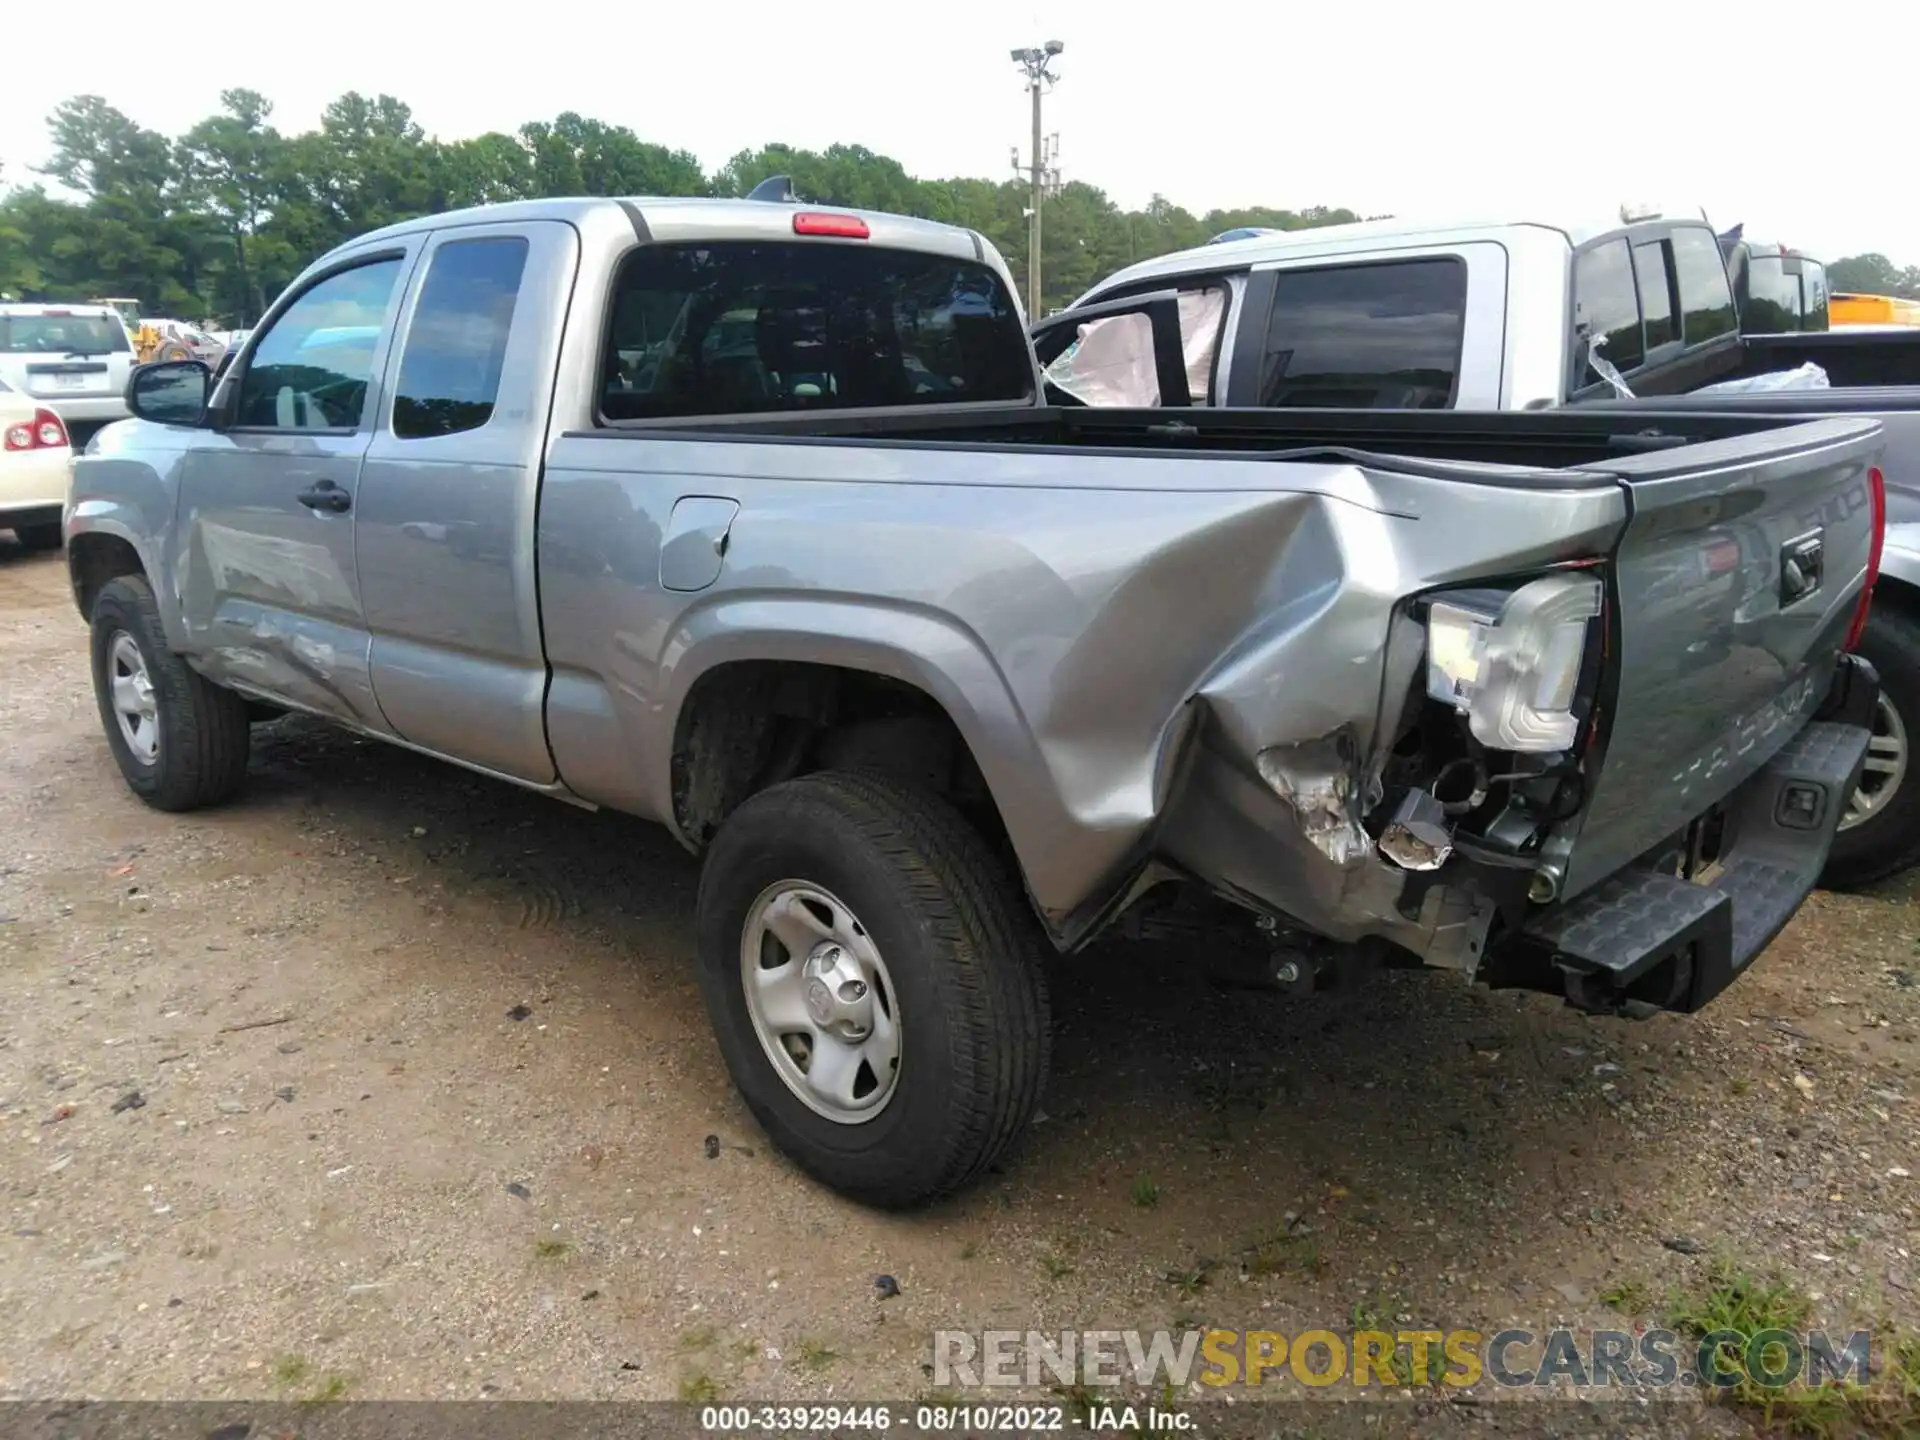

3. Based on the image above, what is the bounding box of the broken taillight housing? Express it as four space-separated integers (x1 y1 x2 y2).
1425 573 1604 753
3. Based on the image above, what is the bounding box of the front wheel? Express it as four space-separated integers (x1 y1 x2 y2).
90 575 253 812
694 771 1051 1208
1823 605 1920 890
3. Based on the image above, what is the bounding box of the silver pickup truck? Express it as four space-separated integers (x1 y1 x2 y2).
1036 210 1920 889
66 194 1884 1207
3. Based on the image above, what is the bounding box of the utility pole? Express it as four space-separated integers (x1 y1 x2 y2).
1010 41 1063 319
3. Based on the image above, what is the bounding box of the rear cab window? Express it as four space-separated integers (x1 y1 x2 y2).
1257 259 1467 407
599 242 1034 421
0 312 131 355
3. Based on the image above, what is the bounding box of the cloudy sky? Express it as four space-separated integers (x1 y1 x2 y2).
3 0 1913 266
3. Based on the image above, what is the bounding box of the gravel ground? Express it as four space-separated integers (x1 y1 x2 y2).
1 540 1915 1432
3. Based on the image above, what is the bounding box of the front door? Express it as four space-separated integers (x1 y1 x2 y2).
173 249 415 728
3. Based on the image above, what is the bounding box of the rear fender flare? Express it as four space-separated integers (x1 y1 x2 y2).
657 595 1096 923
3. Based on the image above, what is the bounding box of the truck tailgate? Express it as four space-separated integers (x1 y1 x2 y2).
1559 417 1884 899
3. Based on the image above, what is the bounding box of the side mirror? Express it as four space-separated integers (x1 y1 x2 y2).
127 359 211 426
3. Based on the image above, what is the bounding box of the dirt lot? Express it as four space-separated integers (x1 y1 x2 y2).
1 539 1916 1427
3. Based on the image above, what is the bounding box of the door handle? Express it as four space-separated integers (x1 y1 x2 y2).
297 480 352 514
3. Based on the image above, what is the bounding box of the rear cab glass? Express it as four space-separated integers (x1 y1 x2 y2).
0 312 131 355
599 241 1034 421
1257 259 1466 407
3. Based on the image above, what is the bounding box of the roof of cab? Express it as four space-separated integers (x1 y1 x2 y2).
325 196 993 266
1075 209 1718 307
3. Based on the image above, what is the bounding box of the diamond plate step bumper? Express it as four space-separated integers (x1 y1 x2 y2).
1518 714 1871 1015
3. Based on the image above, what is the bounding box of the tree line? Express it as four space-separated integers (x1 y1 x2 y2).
1 90 1912 326
1827 254 1920 302
0 90 1363 324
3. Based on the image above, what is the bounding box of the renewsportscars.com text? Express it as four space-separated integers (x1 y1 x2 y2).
932 1327 1874 1390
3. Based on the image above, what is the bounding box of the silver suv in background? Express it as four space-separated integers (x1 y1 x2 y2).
0 303 136 436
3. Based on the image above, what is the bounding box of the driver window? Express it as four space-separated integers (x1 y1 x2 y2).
236 258 404 430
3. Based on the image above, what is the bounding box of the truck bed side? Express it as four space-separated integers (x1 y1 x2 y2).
534 432 1627 945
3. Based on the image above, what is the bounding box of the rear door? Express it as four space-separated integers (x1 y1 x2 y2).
1557 418 1884 896
355 219 579 783
173 244 420 726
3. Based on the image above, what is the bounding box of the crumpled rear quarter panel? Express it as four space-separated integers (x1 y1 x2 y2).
536 435 1627 944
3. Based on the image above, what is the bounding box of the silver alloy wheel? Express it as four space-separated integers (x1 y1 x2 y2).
739 880 902 1123
1841 692 1907 831
108 631 160 765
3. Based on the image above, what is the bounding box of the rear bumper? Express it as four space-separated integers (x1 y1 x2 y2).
0 446 74 514
1507 652 1877 1016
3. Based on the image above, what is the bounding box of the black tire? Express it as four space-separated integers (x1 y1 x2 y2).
1822 604 1920 889
695 771 1051 1208
15 522 62 552
89 575 252 812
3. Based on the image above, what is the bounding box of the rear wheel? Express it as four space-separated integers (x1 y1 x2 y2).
694 771 1051 1208
1823 605 1920 889
89 575 252 812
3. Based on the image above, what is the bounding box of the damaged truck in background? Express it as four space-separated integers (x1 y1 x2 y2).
66 190 1884 1208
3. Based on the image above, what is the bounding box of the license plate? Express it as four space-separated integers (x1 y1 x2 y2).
50 373 86 390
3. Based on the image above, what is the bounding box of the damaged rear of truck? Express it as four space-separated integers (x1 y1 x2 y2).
560 404 1884 1032
1046 414 1886 1018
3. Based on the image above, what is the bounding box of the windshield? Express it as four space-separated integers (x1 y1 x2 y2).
0 313 131 356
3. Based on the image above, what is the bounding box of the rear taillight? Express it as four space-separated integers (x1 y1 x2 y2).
1845 464 1887 652
3 407 69 453
793 211 870 239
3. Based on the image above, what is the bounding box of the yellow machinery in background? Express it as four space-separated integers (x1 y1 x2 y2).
1830 293 1920 328
88 298 198 362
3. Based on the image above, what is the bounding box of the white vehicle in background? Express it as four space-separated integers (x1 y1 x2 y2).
0 304 136 436
0 377 71 551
